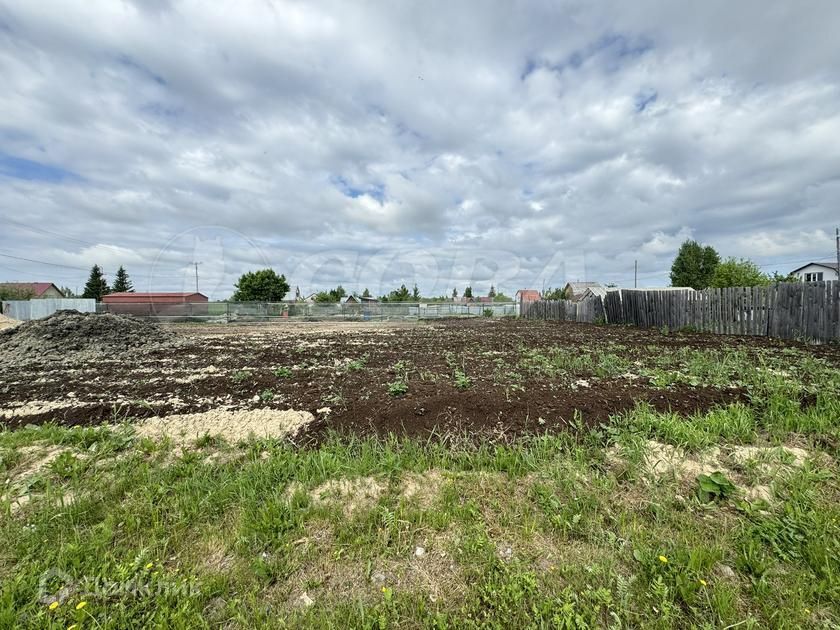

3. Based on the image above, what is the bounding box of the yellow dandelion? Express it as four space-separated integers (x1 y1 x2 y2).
145 562 154 569
699 579 707 586
658 555 668 564
381 586 386 592
75 601 87 610
49 601 60 610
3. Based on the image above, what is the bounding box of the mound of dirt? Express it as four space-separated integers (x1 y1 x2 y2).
0 310 177 364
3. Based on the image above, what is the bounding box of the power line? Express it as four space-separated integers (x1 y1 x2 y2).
0 216 126 251
0 251 91 271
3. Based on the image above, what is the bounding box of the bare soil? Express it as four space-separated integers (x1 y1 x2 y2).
1 318 836 441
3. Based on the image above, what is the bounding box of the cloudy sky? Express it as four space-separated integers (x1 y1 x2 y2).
1 1 839 299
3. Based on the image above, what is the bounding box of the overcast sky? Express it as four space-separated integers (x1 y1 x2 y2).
1 1 839 299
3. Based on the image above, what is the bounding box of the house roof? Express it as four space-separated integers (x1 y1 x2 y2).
0 282 63 297
564 282 602 293
515 289 541 301
789 261 838 274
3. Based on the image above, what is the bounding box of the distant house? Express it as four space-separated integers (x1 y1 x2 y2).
515 289 541 304
563 282 602 302
0 282 64 299
341 295 360 304
102 292 208 316
789 262 839 282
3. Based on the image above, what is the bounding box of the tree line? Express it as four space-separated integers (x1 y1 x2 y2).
669 240 795 290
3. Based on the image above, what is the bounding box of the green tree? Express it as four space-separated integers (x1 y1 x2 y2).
669 240 720 289
770 271 797 283
488 284 496 298
464 286 473 299
543 286 565 300
82 264 110 301
411 283 420 300
112 266 134 293
0 285 35 301
58 286 76 298
452 287 458 299
362 287 371 298
710 258 770 288
493 293 511 302
315 285 347 303
231 269 289 302
385 284 411 302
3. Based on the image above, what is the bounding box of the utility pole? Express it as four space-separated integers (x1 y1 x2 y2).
634 260 638 288
836 227 839 282
189 261 202 293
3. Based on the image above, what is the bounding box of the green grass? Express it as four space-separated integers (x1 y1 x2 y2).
1 342 839 628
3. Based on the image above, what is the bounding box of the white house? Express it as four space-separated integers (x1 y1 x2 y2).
789 262 838 282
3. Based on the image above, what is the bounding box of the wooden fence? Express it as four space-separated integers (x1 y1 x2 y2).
522 281 840 343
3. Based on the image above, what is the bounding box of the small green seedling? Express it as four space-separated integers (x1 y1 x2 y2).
274 367 293 378
454 368 472 390
232 370 253 383
696 471 736 503
260 388 275 402
388 379 408 397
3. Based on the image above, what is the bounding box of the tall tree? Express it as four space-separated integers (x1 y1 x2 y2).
82 264 110 301
452 287 458 299
488 284 496 298
362 287 371 298
669 240 720 289
411 283 420 300
112 266 134 293
710 258 770 288
387 284 411 301
464 286 473 299
231 269 289 302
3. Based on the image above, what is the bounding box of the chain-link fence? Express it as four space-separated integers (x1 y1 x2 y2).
96 301 518 322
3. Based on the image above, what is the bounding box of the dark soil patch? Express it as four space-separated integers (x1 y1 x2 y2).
0 318 835 438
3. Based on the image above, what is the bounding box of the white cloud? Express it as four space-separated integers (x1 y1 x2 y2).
1 0 839 298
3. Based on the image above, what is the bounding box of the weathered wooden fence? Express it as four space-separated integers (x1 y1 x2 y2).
523 282 840 343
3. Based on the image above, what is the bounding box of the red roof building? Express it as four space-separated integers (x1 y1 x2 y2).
515 289 541 303
0 282 64 299
102 292 208 303
102 292 208 316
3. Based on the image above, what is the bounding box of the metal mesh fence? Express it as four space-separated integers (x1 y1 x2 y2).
97 301 518 322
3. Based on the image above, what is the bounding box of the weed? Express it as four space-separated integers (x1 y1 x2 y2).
274 367 293 378
454 368 472 390
259 388 275 402
696 471 736 503
232 369 253 383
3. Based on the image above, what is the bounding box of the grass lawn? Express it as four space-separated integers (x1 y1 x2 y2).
1 335 839 628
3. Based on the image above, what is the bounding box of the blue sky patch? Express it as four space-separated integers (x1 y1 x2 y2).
0 153 81 183
635 88 658 112
331 175 385 202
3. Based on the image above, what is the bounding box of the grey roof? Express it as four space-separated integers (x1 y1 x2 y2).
564 282 602 292
789 261 838 273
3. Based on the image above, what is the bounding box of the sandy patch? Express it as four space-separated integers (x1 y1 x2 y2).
12 444 70 479
132 408 315 446
0 400 91 419
305 476 385 516
402 470 445 508
0 313 20 331
610 440 811 501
